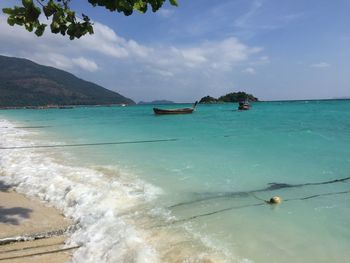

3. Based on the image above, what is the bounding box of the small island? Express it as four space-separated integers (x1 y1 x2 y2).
199 92 258 104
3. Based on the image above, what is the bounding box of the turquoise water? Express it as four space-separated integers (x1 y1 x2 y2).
1 100 350 262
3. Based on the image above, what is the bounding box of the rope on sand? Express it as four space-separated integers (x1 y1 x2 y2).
0 246 80 261
0 241 64 254
0 225 76 246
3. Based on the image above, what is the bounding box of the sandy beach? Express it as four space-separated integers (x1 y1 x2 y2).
0 180 75 263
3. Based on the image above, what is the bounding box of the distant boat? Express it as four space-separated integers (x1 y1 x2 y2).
238 101 250 110
153 101 198 115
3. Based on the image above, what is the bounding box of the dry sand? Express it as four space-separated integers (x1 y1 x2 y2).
0 181 75 263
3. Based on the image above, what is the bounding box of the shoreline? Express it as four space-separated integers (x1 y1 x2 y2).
0 98 349 110
0 182 75 263
0 117 232 262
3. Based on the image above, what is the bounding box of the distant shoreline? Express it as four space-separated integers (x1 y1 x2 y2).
1 98 349 110
0 103 129 110
258 98 350 103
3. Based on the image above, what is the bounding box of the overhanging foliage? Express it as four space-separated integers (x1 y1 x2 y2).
2 0 178 39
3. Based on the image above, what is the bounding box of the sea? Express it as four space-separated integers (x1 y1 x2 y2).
1 100 349 263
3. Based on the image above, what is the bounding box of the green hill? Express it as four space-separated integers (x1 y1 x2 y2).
218 92 258 102
0 55 135 107
199 92 258 104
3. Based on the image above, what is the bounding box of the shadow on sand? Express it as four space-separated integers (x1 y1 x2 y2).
0 180 32 225
0 206 33 225
0 181 15 192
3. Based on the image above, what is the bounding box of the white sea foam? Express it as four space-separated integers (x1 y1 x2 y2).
0 119 162 263
0 118 238 263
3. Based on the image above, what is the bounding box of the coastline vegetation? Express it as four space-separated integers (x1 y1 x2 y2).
199 92 258 104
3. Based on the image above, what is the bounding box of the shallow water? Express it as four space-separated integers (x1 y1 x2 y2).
1 100 350 262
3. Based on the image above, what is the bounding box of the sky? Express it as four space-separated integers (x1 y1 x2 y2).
0 0 349 102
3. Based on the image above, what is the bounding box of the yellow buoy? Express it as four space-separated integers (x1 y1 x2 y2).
269 196 282 204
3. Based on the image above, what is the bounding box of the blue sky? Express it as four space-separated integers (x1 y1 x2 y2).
1 0 349 102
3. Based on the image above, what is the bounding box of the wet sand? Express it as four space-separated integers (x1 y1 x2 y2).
0 183 75 263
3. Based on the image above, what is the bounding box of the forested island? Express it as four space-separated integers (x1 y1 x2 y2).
0 55 134 108
199 92 258 104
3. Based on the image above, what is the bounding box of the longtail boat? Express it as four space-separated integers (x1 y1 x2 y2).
238 101 250 110
153 101 198 115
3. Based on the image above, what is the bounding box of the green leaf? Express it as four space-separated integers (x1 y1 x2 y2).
50 21 60 33
2 0 178 39
66 10 76 23
22 0 33 8
7 16 16 26
134 1 147 13
87 24 94 34
43 6 55 17
169 0 178 6
26 5 41 22
25 22 34 32
2 8 14 15
34 24 46 36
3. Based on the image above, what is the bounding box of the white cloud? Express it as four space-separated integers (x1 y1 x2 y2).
258 55 270 63
242 67 256 75
0 14 264 74
72 57 99 72
25 52 99 72
149 38 262 72
44 53 75 70
75 23 129 58
310 62 331 68
0 15 268 101
147 67 174 77
127 40 152 58
80 23 152 59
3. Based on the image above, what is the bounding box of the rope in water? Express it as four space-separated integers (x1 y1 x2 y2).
0 138 178 150
169 176 350 209
165 189 350 225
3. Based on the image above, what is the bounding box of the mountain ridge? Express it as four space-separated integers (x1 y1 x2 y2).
0 55 135 107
